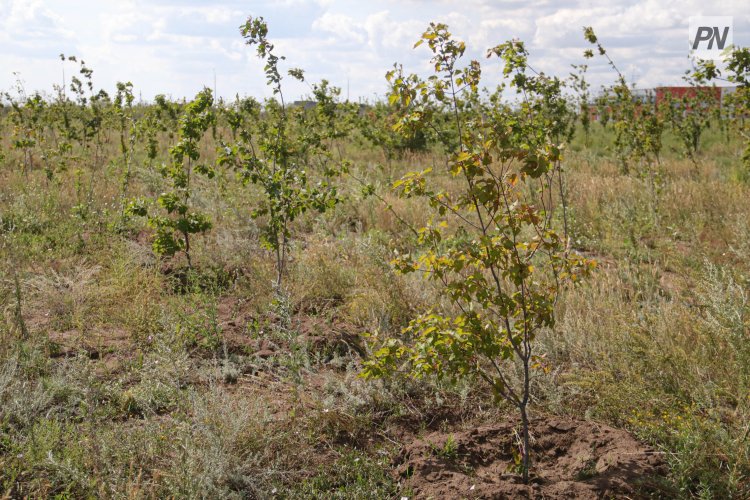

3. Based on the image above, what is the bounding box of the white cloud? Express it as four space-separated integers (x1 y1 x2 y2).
313 12 366 43
0 0 75 46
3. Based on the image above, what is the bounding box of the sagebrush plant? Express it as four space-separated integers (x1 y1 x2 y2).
217 16 343 288
362 23 594 482
128 88 215 267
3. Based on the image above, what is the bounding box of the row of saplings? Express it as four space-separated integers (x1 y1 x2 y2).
111 18 748 485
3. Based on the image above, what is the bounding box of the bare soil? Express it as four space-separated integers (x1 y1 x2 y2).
396 416 667 499
37 293 670 498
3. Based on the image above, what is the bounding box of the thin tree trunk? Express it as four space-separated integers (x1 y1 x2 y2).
520 402 530 484
184 231 192 269
14 271 28 340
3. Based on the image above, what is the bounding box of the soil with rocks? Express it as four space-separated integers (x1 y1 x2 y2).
396 415 668 499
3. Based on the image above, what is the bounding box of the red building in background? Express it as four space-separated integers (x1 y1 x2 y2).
589 86 736 121
653 86 722 107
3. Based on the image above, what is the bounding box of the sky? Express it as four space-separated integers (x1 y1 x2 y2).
1 0 749 103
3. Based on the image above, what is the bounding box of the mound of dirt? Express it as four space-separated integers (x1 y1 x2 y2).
397 416 667 499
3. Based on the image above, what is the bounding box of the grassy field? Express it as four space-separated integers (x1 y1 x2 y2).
1 80 749 497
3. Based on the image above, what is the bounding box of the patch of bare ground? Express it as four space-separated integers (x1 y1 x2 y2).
47 327 131 358
31 289 669 498
217 295 363 359
397 416 667 499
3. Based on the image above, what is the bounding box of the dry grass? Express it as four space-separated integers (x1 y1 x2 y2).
1 119 749 498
